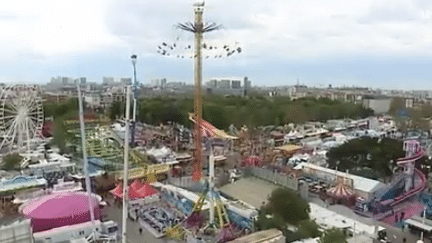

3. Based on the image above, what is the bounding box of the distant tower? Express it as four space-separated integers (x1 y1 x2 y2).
243 77 249 97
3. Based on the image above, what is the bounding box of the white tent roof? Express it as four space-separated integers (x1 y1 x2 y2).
309 203 376 236
301 163 384 193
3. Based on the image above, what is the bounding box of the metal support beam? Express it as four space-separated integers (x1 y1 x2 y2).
193 2 204 182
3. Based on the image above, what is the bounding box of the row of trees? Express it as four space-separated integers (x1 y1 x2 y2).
389 97 432 131
43 98 87 154
109 96 374 130
255 188 347 243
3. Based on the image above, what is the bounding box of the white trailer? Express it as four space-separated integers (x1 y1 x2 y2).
33 220 119 243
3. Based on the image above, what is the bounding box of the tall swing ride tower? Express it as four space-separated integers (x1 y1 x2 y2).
158 0 241 181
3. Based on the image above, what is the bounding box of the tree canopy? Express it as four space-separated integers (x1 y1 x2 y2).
318 228 347 243
298 219 322 238
109 101 123 121
2 153 23 171
254 212 286 231
389 97 432 131
135 96 373 130
263 187 310 225
327 137 404 180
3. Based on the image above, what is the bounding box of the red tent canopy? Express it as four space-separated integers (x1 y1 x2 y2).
130 179 145 191
137 183 158 197
110 183 157 199
109 184 141 200
109 184 123 198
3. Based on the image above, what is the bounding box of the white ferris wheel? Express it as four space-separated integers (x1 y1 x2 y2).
0 85 44 153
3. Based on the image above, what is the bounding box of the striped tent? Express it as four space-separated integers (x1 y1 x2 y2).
327 183 355 199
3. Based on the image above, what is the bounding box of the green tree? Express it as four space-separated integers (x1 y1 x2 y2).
264 188 310 225
327 137 404 179
2 153 23 171
318 228 347 243
109 101 123 121
298 219 322 238
254 212 286 231
389 97 405 117
51 120 67 154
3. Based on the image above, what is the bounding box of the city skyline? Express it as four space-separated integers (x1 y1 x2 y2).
2 0 432 90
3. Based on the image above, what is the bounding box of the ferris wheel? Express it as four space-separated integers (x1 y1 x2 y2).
0 85 44 153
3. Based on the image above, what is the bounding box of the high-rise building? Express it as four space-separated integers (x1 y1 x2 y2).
218 79 231 89
231 80 241 89
62 77 69 85
120 78 132 85
103 77 115 85
80 77 87 85
161 78 167 87
243 77 251 89
151 79 160 87
206 79 217 88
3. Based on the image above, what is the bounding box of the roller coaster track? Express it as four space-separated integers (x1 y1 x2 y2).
106 127 170 179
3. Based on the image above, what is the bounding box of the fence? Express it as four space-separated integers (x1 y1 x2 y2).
167 176 203 192
0 219 33 243
247 167 298 191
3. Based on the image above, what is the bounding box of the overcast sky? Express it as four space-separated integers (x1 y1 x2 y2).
2 0 432 90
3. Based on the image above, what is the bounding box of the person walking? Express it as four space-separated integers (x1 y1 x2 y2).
139 228 143 234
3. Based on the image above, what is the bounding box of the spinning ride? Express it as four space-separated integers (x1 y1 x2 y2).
0 85 44 153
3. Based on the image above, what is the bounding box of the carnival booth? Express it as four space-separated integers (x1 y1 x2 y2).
241 155 263 167
110 179 159 205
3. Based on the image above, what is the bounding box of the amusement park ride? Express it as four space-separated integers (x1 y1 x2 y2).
155 0 246 241
355 140 427 218
0 84 44 155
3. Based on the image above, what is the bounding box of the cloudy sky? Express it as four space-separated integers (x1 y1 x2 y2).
2 0 432 90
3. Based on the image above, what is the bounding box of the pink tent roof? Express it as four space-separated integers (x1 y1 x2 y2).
137 183 158 198
130 179 145 191
22 192 99 218
21 191 101 232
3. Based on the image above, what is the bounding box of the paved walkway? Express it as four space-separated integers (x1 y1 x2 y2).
103 196 179 243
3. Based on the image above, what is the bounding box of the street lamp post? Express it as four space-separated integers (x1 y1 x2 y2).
122 86 131 243
130 55 138 147
421 206 427 242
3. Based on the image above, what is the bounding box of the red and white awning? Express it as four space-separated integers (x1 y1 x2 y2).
327 183 355 199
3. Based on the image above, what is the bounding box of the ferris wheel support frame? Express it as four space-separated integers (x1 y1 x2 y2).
0 85 44 154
